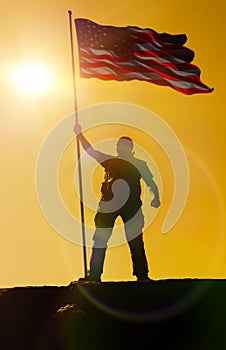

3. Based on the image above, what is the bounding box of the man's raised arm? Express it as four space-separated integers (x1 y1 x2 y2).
73 124 110 163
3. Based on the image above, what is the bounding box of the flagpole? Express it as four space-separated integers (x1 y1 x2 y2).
68 10 88 279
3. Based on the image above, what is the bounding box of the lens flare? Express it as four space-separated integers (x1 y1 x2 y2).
75 280 213 323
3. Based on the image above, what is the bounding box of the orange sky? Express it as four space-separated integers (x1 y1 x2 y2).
0 0 225 287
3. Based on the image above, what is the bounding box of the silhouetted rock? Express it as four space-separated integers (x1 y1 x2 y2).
0 280 226 349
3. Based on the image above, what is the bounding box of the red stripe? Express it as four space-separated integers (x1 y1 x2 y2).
81 47 199 78
81 60 211 93
81 72 213 95
133 50 197 74
80 55 208 89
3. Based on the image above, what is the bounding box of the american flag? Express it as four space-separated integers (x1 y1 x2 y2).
75 18 213 95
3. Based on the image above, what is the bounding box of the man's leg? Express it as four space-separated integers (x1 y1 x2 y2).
127 234 149 279
123 207 149 280
88 211 117 281
89 244 107 281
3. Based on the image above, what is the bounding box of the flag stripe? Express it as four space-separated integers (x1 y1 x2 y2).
80 61 211 93
131 27 195 63
81 49 200 79
79 49 210 91
133 43 197 69
80 67 210 95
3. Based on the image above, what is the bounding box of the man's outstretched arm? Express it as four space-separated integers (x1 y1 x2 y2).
73 124 110 163
74 124 93 151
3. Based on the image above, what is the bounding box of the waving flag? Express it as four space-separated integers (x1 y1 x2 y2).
75 18 213 95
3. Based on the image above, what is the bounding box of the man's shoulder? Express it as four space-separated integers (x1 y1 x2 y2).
101 155 149 171
131 156 153 180
131 156 147 168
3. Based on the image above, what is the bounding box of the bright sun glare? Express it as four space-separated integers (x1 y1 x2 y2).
13 63 53 95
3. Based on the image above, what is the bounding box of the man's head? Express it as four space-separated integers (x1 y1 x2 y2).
116 136 134 157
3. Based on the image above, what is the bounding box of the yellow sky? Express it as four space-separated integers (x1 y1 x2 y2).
0 0 225 287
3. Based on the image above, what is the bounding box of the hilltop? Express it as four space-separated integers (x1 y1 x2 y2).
0 279 226 349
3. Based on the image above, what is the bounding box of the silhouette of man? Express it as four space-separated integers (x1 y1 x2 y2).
74 124 160 282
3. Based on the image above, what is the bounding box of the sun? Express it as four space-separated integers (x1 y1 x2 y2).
13 62 53 95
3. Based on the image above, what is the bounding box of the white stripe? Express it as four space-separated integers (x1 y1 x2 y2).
134 43 200 75
133 56 198 78
80 47 119 59
81 56 137 69
80 55 198 79
81 44 193 71
134 43 187 64
80 66 209 91
130 27 172 48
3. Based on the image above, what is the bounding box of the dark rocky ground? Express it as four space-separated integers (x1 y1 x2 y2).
0 279 226 349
